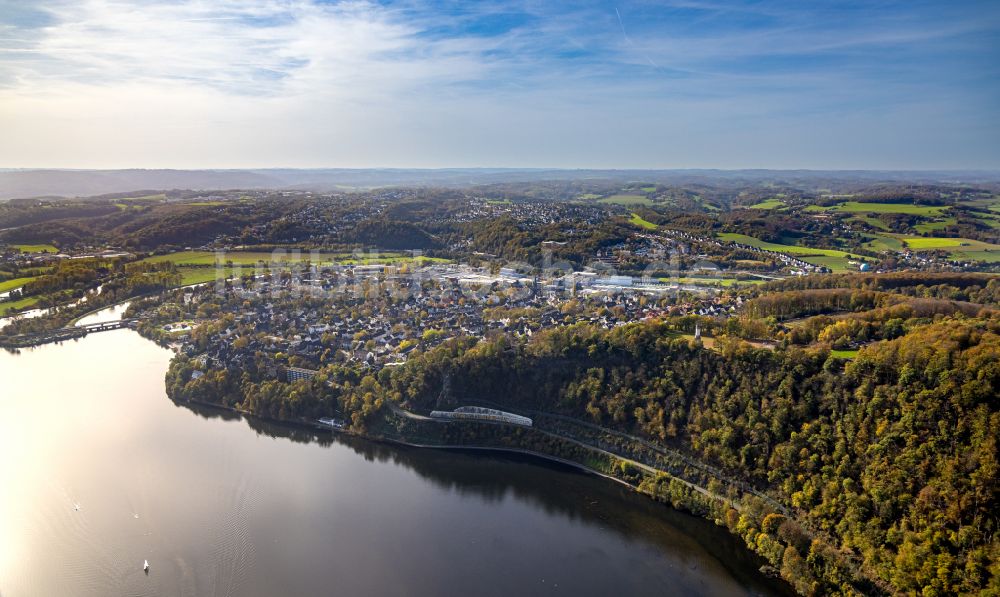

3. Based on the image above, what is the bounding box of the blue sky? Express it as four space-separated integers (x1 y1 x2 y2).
0 0 997 169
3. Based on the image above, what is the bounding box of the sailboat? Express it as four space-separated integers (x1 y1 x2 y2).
143 560 149 573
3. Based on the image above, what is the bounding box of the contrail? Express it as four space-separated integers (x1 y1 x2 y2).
615 7 632 44
615 6 660 68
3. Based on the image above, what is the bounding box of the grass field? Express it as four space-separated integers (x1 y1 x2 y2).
661 277 767 287
628 213 658 230
863 234 905 252
145 250 449 268
900 236 968 249
824 201 947 215
143 251 274 266
718 233 854 272
747 198 786 210
680 334 716 349
12 244 58 253
578 194 602 200
980 215 1000 230
177 267 233 286
851 215 891 231
950 250 1000 263
598 194 653 206
830 349 859 359
120 193 166 202
0 296 41 315
914 217 957 233
886 235 1000 261
0 277 37 293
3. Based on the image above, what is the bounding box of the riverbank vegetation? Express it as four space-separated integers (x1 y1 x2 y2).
0 260 180 338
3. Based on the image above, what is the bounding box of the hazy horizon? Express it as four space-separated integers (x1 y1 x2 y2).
4 166 1000 173
1 1 998 171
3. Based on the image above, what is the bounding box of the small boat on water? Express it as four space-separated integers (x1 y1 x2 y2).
143 560 149 573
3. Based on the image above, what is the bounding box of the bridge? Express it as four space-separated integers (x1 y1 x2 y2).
0 319 137 348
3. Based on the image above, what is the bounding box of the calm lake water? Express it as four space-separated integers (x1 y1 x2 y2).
0 317 787 596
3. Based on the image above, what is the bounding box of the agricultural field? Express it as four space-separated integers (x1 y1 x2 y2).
597 194 653 206
802 255 856 273
900 236 968 249
11 244 58 254
914 217 957 233
0 276 37 293
863 234 905 253
144 250 449 268
120 193 166 202
628 213 658 230
953 250 1000 263
746 198 786 210
823 201 948 216
884 235 1000 261
177 267 234 286
850 215 891 231
718 233 855 272
0 296 40 316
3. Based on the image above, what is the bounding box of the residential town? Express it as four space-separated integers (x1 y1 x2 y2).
135 260 743 381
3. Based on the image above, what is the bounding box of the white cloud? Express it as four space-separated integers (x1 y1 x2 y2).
0 0 996 169
3 1 460 96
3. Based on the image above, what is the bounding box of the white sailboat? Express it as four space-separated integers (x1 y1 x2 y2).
143 559 149 573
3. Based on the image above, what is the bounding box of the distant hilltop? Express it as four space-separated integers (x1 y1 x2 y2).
1 167 999 200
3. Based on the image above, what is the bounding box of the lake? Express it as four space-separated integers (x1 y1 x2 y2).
0 316 788 596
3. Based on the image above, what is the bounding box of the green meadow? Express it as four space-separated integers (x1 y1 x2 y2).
747 198 786 210
628 213 658 230
12 244 58 254
598 194 653 206
120 193 166 202
851 215 891 231
914 218 957 233
884 235 1000 261
144 250 449 268
863 234 905 252
0 296 41 315
826 201 947 215
718 233 854 272
0 277 38 293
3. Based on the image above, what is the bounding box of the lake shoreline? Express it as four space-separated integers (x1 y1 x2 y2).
171 393 793 595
